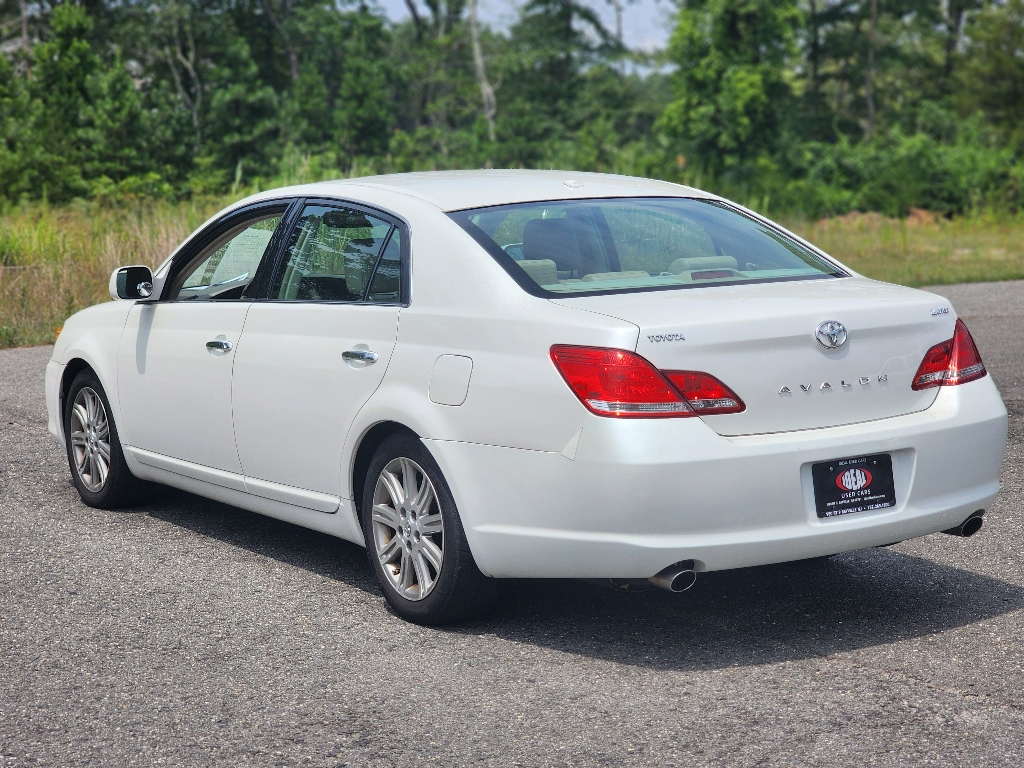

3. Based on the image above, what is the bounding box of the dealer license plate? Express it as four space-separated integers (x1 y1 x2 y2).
811 453 896 518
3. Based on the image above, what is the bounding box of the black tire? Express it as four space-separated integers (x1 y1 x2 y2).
64 369 144 509
361 434 498 625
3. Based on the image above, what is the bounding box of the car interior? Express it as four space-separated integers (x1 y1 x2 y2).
174 215 282 301
271 206 392 302
463 198 839 294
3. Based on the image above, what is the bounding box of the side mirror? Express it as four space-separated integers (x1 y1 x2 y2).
110 266 155 300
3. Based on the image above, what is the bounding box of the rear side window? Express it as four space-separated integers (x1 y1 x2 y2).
367 229 402 303
450 197 842 297
270 204 398 302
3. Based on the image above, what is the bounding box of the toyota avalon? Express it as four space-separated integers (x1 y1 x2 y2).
45 171 1008 624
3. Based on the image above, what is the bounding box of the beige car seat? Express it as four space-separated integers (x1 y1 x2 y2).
668 255 738 274
517 259 559 286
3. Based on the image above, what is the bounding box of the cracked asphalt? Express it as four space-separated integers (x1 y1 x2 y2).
2 280 1023 767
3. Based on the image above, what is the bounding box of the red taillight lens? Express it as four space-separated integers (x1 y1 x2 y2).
912 319 987 390
550 345 694 417
911 339 952 390
663 371 746 415
947 318 987 385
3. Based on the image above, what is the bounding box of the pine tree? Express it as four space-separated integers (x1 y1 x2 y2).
659 0 800 179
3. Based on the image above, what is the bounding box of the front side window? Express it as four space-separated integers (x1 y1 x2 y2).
270 205 395 302
451 198 842 296
174 214 282 300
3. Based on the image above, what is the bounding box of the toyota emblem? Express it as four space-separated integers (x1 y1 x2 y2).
815 320 848 349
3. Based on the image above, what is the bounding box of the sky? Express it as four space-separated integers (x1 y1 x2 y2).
372 0 676 53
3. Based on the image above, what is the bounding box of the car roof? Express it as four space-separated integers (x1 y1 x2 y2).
257 170 715 213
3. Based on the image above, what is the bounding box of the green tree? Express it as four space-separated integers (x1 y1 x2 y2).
205 37 280 182
79 53 149 184
29 2 100 198
287 5 393 158
956 0 1024 146
659 0 800 180
32 3 98 123
386 16 485 168
30 3 161 197
0 54 44 202
495 0 617 165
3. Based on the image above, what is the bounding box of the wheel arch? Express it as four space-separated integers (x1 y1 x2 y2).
350 421 420 525
60 358 98 426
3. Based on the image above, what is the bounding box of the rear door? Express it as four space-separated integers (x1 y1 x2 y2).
117 202 290 477
231 201 405 508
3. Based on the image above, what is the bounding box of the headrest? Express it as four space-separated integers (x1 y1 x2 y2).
668 255 738 273
522 218 581 271
517 259 559 287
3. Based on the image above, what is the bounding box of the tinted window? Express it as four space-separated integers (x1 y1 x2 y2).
451 198 841 296
366 229 402 303
173 214 281 300
270 205 393 301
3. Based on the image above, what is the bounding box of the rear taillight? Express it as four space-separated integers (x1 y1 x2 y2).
550 345 694 417
550 346 746 419
911 319 987 390
911 339 953 389
663 371 746 415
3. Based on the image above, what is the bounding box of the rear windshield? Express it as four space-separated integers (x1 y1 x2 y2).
450 197 843 296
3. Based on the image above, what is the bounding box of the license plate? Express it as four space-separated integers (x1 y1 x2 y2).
811 453 896 518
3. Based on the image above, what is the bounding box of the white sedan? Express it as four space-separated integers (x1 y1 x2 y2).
45 171 1008 624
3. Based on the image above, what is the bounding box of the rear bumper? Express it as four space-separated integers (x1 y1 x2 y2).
425 376 1007 578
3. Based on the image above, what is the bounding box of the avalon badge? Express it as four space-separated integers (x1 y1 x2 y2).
815 320 848 349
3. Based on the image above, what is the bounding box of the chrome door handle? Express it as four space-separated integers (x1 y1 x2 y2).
342 349 378 364
206 340 232 352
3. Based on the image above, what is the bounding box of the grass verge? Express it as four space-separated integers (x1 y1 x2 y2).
785 211 1024 287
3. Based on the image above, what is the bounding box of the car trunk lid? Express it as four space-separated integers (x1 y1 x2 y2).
552 277 955 436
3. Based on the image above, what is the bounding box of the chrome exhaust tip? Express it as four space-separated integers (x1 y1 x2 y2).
943 511 985 538
648 560 697 593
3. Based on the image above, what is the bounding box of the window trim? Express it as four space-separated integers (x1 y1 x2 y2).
447 196 847 300
246 199 305 300
157 199 296 302
257 197 411 307
362 225 401 303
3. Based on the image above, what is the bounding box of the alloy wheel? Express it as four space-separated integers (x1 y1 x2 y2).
69 387 111 493
371 457 444 601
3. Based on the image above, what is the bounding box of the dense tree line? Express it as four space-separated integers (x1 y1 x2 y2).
0 0 1022 215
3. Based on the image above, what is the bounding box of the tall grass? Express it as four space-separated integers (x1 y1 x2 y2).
785 211 1024 287
2 197 1024 349
0 199 224 347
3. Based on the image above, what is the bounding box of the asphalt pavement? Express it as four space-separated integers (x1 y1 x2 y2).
2 281 1023 767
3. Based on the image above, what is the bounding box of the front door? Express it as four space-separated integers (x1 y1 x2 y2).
232 202 405 499
117 208 287 475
